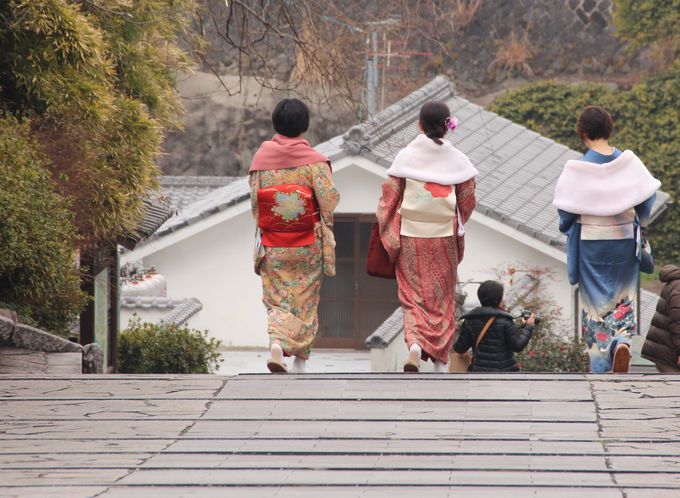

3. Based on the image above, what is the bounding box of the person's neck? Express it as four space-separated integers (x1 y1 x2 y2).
585 139 614 155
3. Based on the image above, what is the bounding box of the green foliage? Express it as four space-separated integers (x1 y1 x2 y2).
0 118 85 334
0 0 196 249
493 264 589 372
489 62 680 263
0 0 197 337
118 318 223 374
613 0 680 54
489 81 613 152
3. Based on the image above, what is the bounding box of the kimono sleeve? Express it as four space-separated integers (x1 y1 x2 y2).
455 178 477 224
635 193 656 228
376 176 404 262
248 173 259 222
310 162 340 226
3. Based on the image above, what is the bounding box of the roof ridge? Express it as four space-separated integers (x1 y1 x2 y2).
160 176 240 187
342 75 453 154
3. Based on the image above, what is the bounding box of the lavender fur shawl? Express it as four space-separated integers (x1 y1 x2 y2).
553 150 660 216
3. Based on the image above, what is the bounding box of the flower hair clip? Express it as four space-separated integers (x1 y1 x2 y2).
446 116 459 131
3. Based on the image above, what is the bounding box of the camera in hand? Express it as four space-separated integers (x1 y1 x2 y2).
519 310 541 326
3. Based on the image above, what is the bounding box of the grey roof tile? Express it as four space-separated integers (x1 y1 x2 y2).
640 289 659 337
121 296 203 326
160 176 240 210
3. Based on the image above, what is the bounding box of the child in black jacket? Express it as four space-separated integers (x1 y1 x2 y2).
453 280 534 372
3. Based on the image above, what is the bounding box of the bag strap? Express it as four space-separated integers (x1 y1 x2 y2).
475 317 496 349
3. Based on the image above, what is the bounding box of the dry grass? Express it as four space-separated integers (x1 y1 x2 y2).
490 31 534 77
453 0 482 29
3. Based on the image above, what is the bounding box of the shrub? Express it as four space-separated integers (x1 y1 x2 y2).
489 61 680 263
613 0 679 67
0 117 85 334
517 330 589 373
118 318 223 374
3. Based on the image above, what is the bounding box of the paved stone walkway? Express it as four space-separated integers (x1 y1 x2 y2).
0 373 679 497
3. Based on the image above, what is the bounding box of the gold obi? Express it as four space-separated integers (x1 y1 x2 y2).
398 178 457 238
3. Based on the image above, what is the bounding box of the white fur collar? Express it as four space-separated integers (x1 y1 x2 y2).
553 150 660 216
386 134 479 185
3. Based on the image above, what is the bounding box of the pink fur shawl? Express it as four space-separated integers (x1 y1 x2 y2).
386 134 478 185
553 150 660 216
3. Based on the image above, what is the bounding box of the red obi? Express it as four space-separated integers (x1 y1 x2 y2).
257 184 320 247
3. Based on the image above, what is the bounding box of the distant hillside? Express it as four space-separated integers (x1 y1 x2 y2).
160 0 651 176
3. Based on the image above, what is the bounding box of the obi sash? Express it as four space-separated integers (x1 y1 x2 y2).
257 184 320 247
398 179 457 238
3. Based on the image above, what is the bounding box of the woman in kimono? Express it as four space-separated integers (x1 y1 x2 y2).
553 106 660 373
376 101 477 373
249 98 340 374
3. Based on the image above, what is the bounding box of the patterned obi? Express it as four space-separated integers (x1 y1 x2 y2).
257 184 320 247
398 179 457 238
579 208 635 241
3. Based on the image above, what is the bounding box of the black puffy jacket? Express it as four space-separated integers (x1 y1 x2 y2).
641 265 680 368
453 307 533 372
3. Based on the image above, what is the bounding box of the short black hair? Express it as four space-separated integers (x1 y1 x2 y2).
576 106 613 141
478 280 504 308
419 101 450 145
272 98 310 137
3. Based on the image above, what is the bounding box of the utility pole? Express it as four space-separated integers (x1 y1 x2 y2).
367 31 378 117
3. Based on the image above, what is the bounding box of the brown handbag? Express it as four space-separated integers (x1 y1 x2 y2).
366 222 396 279
450 316 496 372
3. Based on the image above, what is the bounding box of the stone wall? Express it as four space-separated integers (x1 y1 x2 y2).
0 315 103 374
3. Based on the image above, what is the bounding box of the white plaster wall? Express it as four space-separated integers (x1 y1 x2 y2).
334 165 383 214
139 211 267 348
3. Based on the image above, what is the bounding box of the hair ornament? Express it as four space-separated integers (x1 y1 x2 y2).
445 116 459 131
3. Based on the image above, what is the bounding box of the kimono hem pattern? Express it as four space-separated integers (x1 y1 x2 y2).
250 162 339 359
377 176 477 364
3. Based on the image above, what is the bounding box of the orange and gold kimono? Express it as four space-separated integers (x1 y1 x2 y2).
250 163 339 359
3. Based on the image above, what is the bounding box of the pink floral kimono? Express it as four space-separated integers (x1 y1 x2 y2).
376 133 477 363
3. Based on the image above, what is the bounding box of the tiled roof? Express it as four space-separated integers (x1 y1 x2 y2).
342 76 670 250
150 177 251 240
141 76 669 250
364 308 403 349
129 196 175 242
121 296 203 326
639 289 659 337
160 176 240 211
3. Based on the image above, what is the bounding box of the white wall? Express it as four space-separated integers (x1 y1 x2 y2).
334 165 383 214
141 211 267 348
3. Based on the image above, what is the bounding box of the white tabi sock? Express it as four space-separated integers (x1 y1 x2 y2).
270 342 284 362
290 357 307 374
408 343 422 364
433 360 448 373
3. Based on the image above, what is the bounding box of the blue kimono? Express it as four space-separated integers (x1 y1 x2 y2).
559 148 656 373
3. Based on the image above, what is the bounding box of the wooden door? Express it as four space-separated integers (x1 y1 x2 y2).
316 215 400 348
